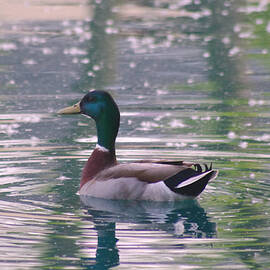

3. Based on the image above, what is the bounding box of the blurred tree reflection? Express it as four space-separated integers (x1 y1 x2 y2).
74 0 118 91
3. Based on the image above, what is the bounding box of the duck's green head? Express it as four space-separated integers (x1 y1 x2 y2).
58 90 120 153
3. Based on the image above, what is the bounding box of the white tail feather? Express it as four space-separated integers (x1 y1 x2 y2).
176 170 215 189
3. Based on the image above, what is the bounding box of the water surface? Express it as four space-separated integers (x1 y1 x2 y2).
0 0 270 269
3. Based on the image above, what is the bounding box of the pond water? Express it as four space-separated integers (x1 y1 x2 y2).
1 0 270 269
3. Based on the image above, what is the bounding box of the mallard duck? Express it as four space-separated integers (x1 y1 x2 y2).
58 90 218 201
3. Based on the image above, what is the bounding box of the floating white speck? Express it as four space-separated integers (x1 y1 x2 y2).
239 32 252 39
249 173 255 179
21 36 46 45
42 47 53 55
106 19 114 25
251 198 262 204
11 25 18 31
202 8 211 16
7 80 15 85
256 134 270 142
0 124 19 136
105 27 114 34
222 37 231 44
190 144 198 148
154 113 171 121
187 78 194 84
233 24 241 33
256 18 263 25
87 71 95 77
169 119 186 128
203 52 210 58
144 81 149 88
201 116 211 121
81 58 90 64
62 20 70 27
93 65 100 71
156 89 168 95
73 26 84 35
177 142 187 147
64 47 87 56
248 99 264 106
0 42 17 51
248 99 256 106
166 142 187 148
57 175 70 181
23 59 37 65
167 34 175 41
189 34 198 41
140 121 159 129
228 131 236 139
239 141 248 148
229 47 240 56
129 62 136 68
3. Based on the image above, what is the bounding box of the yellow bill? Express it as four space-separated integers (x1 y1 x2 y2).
57 101 81 114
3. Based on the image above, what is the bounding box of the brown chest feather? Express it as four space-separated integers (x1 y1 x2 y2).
80 148 116 188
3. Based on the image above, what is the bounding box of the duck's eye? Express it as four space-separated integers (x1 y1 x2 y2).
86 96 96 103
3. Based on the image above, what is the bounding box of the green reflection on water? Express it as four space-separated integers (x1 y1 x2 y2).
74 0 117 91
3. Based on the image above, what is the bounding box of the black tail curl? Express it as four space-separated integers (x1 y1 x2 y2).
164 163 217 197
194 163 212 173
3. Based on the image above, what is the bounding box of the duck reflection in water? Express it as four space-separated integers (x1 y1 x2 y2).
80 197 216 269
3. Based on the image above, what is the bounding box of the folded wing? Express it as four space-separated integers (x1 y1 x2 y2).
95 161 217 197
